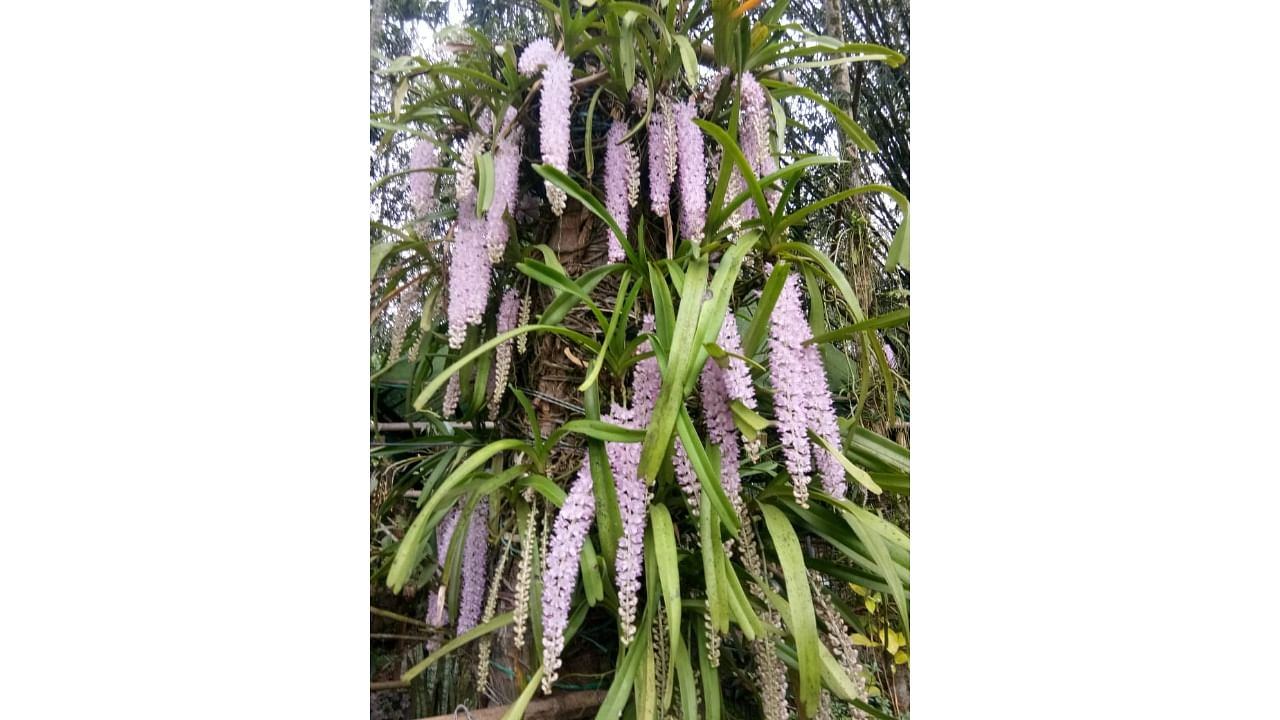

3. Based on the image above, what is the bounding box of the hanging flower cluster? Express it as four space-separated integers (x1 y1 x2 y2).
442 373 461 417
700 315 756 515
723 71 780 228
512 490 537 650
604 314 660 644
489 289 521 419
602 120 639 263
672 438 699 516
515 291 532 355
518 38 572 215
457 497 489 633
767 271 848 506
540 458 596 693
648 96 677 218
408 137 439 218
426 507 462 631
674 98 707 242
446 109 522 348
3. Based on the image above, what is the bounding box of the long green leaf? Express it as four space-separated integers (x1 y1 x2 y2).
676 408 740 534
413 324 599 411
581 273 639 391
675 636 698 720
400 611 513 681
699 493 727 636
694 119 771 229
532 164 630 258
650 504 681 678
806 308 910 345
773 243 865 323
760 504 820 717
595 613 650 720
387 438 528 592
688 233 757 394
637 256 707 484
584 385 622 566
742 261 790 358
839 501 910 637
887 207 910 271
809 430 882 495
695 610 721 720
547 418 648 447
501 666 544 720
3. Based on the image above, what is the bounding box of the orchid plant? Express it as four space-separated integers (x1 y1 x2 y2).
370 0 910 717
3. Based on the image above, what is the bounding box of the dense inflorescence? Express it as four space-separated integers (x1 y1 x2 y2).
540 459 596 692
672 438 700 516
475 537 512 698
767 271 850 505
648 96 677 218
490 289 521 419
457 497 489 633
408 137 439 218
603 120 639 262
607 314 660 644
512 490 537 650
445 109 523 348
674 98 707 242
767 273 816 506
442 373 461 417
518 38 572 215
426 508 462 633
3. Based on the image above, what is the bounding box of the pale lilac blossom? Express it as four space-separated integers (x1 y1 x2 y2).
518 39 573 215
457 497 489 633
767 272 850 504
490 289 521 419
674 98 707 242
541 458 597 692
607 314 659 643
603 120 637 262
408 137 439 217
442 373 461 417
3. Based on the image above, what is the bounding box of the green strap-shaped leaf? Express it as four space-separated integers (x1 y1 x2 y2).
500 666 544 720
845 426 910 474
675 408 740 534
387 438 528 592
580 536 604 606
687 233 757 395
650 504 681 680
675 635 698 720
887 207 910 271
742 261 791 359
581 273 639 391
699 493 727 636
475 150 494 215
400 611 513 682
835 500 910 639
547 418 648 447
637 256 707 485
584 385 622 566
760 504 821 717
773 243 866 323
806 307 910 345
809 430 882 495
695 618 721 720
595 612 650 720
413 324 599 411
531 164 633 261
695 119 771 231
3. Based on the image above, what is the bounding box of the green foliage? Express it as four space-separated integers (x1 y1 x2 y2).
370 0 911 716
